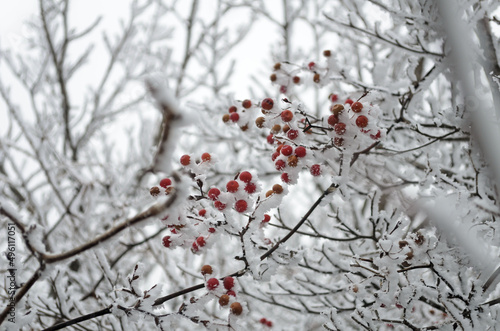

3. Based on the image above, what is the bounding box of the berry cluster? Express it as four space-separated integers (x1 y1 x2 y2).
221 100 255 131
201 265 243 316
259 317 273 327
150 177 175 197
207 170 259 214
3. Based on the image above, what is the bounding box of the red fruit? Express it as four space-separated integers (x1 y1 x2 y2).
219 294 230 306
260 318 268 324
328 114 339 127
351 101 363 112
334 137 344 146
235 200 248 213
208 188 221 201
334 122 346 135
159 178 172 188
199 209 207 217
266 321 273 327
208 227 216 233
370 130 381 140
294 146 306 157
162 236 172 248
287 129 299 140
244 182 257 194
356 115 368 128
261 98 274 110
230 112 240 122
206 278 219 290
191 242 199 252
180 154 191 166
308 61 315 70
226 290 236 297
281 173 290 183
281 145 293 156
280 85 287 94
229 106 238 113
271 151 279 161
267 134 274 144
196 236 206 247
223 276 235 290
329 93 338 102
239 171 252 183
345 98 354 105
214 201 226 211
262 214 271 223
201 152 211 162
226 180 239 193
310 164 321 176
281 110 294 122
275 159 286 170
292 76 300 84
242 99 252 108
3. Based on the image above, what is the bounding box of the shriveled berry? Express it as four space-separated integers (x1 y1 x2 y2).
271 124 281 134
334 137 344 146
222 114 230 123
201 264 213 275
287 129 299 140
199 209 207 217
275 159 286 170
230 112 240 122
287 155 298 167
219 294 230 306
323 50 331 57
242 99 252 108
150 186 160 196
162 236 172 248
180 154 191 166
313 73 321 83
206 278 219 290
226 180 239 193
229 106 238 113
165 186 175 195
270 73 277 82
281 145 293 156
293 76 301 84
282 124 290 133
351 102 363 112
262 214 271 222
240 124 249 132
196 236 206 247
273 62 281 70
310 164 321 176
239 171 252 183
281 110 293 122
261 98 274 110
230 302 243 315
201 152 211 162
356 115 368 128
244 182 257 194
265 190 274 197
272 184 283 194
159 178 172 188
330 104 344 115
345 98 354 105
235 200 248 213
255 117 266 128
214 201 226 211
294 146 306 157
208 188 221 201
328 114 339 127
281 173 290 183
223 277 235 290
334 122 346 135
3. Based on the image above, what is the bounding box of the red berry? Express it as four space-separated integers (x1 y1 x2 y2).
310 164 321 176
281 110 293 122
345 98 354 105
214 201 226 211
180 154 191 166
334 137 344 146
206 278 219 290
162 236 172 248
308 61 315 70
199 209 207 217
287 129 299 140
279 85 287 94
266 321 273 327
191 242 199 252
294 146 306 157
329 93 338 102
267 134 274 144
208 227 216 233
262 214 271 223
208 188 221 201
226 290 236 297
328 114 339 127
356 115 368 128
223 276 235 290
229 106 237 113
261 98 274 110
226 180 239 193
293 76 300 84
239 171 252 183
235 200 248 213
370 130 381 140
242 99 252 108
334 122 346 135
196 236 206 247
275 159 286 170
281 145 293 156
281 173 290 183
244 182 257 194
230 112 240 122
159 178 172 188
351 101 363 112
260 318 268 324
271 151 279 161
201 152 211 162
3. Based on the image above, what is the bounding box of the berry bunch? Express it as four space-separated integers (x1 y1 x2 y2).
221 100 255 131
200 266 243 316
